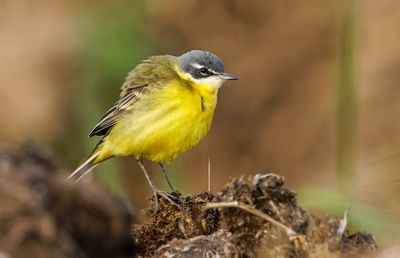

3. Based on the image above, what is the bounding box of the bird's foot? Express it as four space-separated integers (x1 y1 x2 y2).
152 188 181 212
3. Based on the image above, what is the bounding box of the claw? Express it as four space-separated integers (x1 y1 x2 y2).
154 189 181 208
151 189 181 212
137 159 181 212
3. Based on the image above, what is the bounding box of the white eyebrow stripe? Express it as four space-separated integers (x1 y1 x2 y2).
191 63 219 75
191 63 204 69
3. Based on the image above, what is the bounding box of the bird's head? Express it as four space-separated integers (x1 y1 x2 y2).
176 50 238 90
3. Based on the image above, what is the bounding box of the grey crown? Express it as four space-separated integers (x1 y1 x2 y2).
178 50 225 79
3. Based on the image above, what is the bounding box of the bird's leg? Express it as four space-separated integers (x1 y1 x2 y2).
158 162 175 192
137 159 180 211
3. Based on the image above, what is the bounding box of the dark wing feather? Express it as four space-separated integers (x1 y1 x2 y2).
88 55 178 137
89 87 145 137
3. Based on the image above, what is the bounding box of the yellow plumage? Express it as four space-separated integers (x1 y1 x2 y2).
69 50 237 201
97 75 217 163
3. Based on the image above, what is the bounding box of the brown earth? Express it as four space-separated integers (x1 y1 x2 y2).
0 144 376 257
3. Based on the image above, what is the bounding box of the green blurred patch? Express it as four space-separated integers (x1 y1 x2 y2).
73 2 151 192
301 0 400 241
336 0 356 191
299 187 400 239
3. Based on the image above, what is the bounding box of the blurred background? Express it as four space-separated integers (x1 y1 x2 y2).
1 0 400 248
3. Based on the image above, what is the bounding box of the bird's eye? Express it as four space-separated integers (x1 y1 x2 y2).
199 68 208 75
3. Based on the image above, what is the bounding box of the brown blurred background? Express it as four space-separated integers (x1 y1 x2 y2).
1 0 400 244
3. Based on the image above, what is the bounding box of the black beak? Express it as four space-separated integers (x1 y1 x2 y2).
220 72 238 80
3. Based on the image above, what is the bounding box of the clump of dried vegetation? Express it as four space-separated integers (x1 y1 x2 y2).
0 145 376 258
137 174 376 257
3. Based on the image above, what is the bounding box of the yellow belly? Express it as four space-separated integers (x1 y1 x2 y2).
99 80 217 162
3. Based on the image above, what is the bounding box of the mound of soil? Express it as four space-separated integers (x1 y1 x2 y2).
0 144 134 258
0 145 377 257
133 192 220 257
135 174 376 257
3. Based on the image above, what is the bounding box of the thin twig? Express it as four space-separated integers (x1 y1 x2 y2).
208 157 211 192
205 201 297 237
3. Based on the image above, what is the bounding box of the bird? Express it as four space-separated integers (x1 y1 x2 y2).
68 50 238 208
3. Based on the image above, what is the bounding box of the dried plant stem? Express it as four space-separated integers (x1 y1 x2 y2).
336 206 351 239
205 201 297 237
207 157 211 192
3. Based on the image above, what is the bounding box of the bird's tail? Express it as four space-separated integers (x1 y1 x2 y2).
67 154 99 182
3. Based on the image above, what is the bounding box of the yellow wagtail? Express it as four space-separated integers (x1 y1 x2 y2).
68 50 238 207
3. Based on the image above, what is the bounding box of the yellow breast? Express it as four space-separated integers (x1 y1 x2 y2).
102 79 218 162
